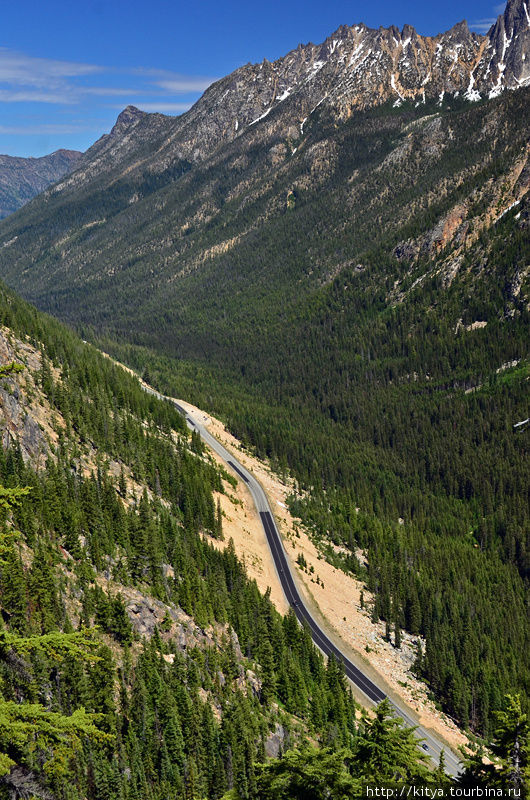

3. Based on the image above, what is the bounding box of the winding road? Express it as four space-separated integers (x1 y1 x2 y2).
145 387 462 777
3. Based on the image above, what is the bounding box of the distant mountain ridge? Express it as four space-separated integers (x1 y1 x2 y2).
0 0 528 341
0 2 527 220
0 149 81 218
184 0 529 132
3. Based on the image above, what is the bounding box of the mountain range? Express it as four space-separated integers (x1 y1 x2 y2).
32 0 530 190
0 0 528 319
6 0 527 229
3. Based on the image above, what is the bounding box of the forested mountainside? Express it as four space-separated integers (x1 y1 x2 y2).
0 0 528 761
3 284 527 798
0 285 368 799
0 150 81 219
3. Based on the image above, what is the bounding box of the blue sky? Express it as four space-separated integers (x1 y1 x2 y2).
1 0 506 157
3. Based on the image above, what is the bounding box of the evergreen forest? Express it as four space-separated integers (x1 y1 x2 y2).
0 287 527 798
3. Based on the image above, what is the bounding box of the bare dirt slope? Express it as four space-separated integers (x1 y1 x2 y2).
175 398 469 756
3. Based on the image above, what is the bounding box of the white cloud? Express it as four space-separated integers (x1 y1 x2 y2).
0 47 214 151
132 102 192 113
83 87 147 96
133 67 216 93
470 1 507 34
0 123 87 135
0 48 214 107
470 17 497 33
155 78 214 92
470 2 507 33
0 89 77 104
0 48 100 89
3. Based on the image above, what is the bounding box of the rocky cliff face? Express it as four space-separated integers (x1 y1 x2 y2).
480 0 530 94
190 0 529 123
49 0 530 193
0 329 58 466
0 149 81 218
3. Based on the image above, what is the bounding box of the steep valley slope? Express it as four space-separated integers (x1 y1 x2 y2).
0 284 374 799
150 393 470 756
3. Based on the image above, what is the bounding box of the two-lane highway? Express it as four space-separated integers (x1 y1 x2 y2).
259 510 386 705
142 385 461 776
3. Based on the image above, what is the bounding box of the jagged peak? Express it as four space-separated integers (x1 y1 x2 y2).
49 148 82 157
110 105 147 137
504 0 530 17
387 25 401 38
330 23 355 38
502 0 530 32
482 0 530 89
489 0 530 34
445 20 473 39
401 23 417 39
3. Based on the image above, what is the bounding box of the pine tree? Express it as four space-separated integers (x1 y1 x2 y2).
353 699 431 784
257 637 276 707
461 695 530 794
434 750 452 790
254 745 358 800
0 466 110 785
493 695 530 793
215 497 224 540
0 547 27 632
394 619 401 650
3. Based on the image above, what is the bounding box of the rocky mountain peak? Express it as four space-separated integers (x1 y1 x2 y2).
0 148 82 218
401 23 417 39
503 0 530 34
445 20 472 41
175 0 528 152
42 0 530 196
476 0 530 93
110 105 147 137
51 148 82 158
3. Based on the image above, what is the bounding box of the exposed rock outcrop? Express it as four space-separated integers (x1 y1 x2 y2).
0 330 53 465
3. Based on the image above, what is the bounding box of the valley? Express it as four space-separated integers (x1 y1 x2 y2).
0 0 528 795
138 388 469 761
